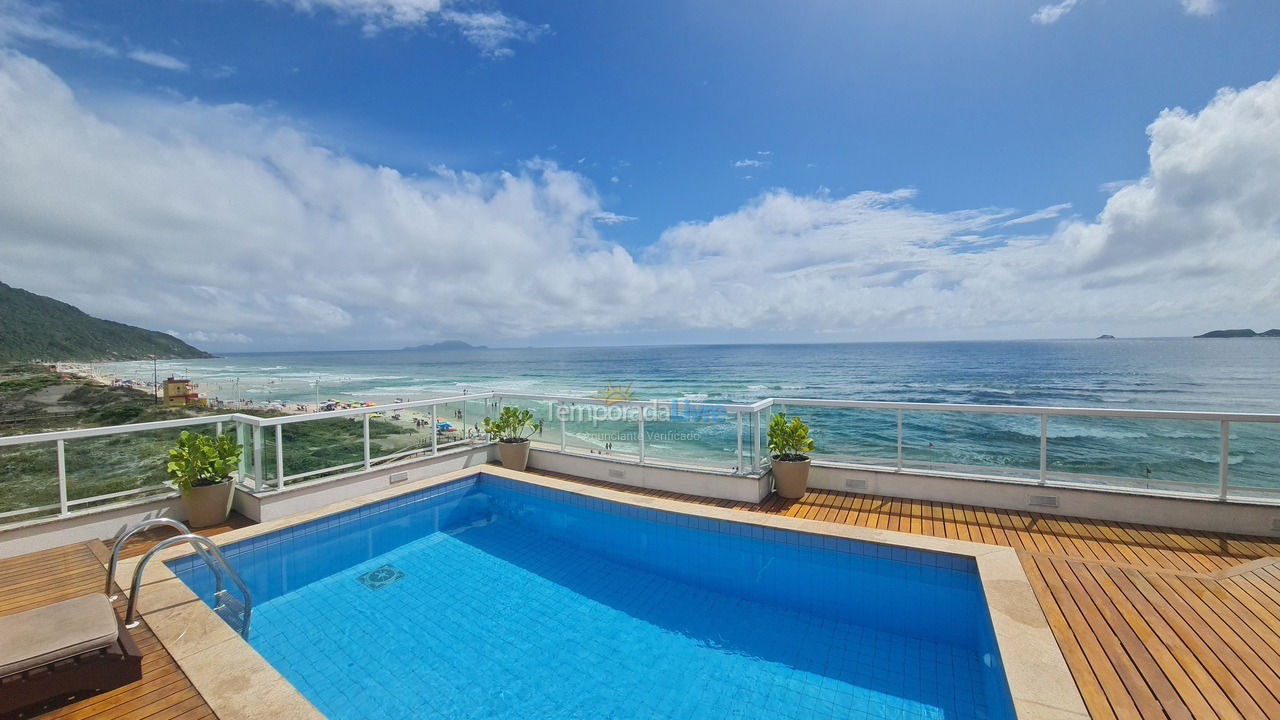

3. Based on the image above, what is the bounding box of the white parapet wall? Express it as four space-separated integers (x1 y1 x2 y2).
0 493 187 559
237 444 497 522
527 448 771 503
807 463 1280 539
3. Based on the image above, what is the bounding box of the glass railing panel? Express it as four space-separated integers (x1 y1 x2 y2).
259 426 278 487
494 397 558 448
433 401 478 446
0 441 59 521
1220 421 1280 502
373 405 439 462
237 421 257 488
1045 416 1220 495
648 401 740 472
901 411 1042 481
469 396 498 434
560 402 641 461
65 425 217 509
795 406 900 469
742 410 761 472
280 416 365 484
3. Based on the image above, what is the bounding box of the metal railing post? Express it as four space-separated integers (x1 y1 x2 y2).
560 404 568 451
215 421 223 437
363 414 371 468
430 404 438 456
736 411 744 474
1218 420 1230 501
56 439 68 516
275 425 285 490
1039 414 1049 486
252 426 264 492
896 409 903 471
638 410 646 464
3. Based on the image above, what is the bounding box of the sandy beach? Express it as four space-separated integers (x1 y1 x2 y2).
55 361 488 448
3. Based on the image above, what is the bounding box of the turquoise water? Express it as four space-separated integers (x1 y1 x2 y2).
169 473 1015 720
106 339 1280 493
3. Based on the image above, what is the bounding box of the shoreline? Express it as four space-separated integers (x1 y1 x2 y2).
55 361 485 446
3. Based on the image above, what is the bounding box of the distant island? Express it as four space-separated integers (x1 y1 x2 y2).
1194 329 1280 338
402 340 487 351
0 281 211 362
1096 334 1116 340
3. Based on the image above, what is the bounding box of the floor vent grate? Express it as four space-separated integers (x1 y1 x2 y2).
1029 495 1060 508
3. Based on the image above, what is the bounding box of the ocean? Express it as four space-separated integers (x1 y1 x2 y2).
99 339 1280 495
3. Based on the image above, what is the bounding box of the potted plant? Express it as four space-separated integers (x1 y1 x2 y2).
768 412 815 499
483 406 536 471
166 430 243 528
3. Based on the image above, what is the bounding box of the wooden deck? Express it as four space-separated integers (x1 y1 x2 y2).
2 514 252 720
5 477 1280 720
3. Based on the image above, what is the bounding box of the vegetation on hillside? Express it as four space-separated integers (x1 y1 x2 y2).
0 364 435 521
0 280 212 361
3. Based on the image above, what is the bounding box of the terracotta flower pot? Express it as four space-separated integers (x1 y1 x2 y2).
181 480 234 528
772 457 812 499
497 438 531 471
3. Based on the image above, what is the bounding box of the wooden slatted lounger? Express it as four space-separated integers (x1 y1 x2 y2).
0 593 143 717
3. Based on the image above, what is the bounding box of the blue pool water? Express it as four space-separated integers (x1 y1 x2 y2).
169 474 1015 720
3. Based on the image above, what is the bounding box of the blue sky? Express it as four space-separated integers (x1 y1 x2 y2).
2 0 1280 349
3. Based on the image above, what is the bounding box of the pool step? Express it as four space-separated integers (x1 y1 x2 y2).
214 589 248 634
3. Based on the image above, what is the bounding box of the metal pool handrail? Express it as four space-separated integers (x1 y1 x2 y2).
125 533 253 639
105 518 222 600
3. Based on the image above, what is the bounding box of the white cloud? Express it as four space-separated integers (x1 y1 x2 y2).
1031 0 1078 25
1056 75 1280 283
172 330 252 345
126 49 189 72
440 10 546 58
1097 179 1136 194
1 51 1278 347
1181 0 1218 16
592 211 636 225
734 158 764 168
0 0 117 55
261 0 545 55
1002 202 1071 226
0 1 189 71
267 0 444 31
1032 0 1216 24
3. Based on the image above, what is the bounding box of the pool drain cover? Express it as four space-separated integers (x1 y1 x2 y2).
357 564 405 590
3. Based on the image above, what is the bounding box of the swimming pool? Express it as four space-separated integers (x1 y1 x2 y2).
169 472 1017 720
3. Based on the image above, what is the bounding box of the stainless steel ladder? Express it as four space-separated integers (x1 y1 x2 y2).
106 518 254 639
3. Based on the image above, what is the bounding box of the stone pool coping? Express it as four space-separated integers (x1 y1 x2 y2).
118 465 1088 720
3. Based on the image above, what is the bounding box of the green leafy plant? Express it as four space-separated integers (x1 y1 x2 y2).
767 412 815 462
482 406 536 443
166 430 243 493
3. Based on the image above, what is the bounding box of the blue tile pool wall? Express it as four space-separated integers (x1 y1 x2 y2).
477 473 989 648
168 476 488 603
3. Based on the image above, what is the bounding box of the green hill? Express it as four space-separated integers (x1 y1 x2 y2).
0 281 212 361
